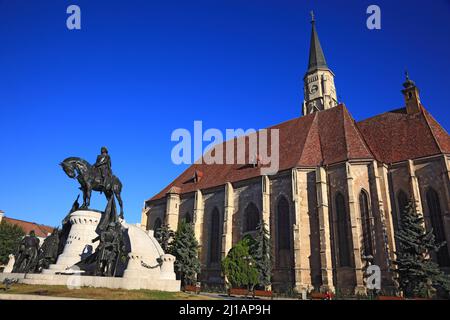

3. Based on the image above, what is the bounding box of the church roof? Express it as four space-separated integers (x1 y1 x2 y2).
148 104 378 201
357 105 450 164
148 104 450 202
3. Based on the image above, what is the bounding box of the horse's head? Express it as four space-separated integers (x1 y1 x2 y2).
60 157 91 179
60 160 76 178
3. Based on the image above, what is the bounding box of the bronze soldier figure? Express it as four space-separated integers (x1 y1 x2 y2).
36 229 60 272
13 230 40 273
92 222 123 277
94 147 112 191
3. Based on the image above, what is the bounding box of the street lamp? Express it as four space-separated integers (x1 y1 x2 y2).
243 255 254 297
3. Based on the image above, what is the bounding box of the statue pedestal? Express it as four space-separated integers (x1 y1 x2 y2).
34 211 181 291
43 210 101 274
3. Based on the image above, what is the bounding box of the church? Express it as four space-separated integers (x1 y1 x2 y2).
141 16 450 294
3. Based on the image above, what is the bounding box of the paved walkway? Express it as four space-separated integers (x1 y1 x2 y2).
0 293 89 300
191 292 300 300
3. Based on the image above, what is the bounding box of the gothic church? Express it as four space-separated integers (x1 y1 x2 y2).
141 16 450 294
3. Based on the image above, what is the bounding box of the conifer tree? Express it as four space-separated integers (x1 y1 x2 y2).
154 223 174 253
394 200 450 298
222 237 259 290
249 221 272 289
170 220 201 286
0 220 25 265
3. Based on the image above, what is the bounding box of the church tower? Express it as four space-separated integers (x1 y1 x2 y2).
302 12 338 115
401 71 422 114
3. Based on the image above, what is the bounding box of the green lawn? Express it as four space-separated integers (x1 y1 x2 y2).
0 284 217 300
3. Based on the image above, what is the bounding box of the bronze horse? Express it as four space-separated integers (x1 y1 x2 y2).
60 157 124 219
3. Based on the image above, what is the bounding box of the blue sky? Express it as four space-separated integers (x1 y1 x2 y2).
0 0 449 227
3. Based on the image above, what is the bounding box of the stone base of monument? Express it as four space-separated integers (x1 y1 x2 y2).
0 273 180 292
43 210 102 274
5 209 181 292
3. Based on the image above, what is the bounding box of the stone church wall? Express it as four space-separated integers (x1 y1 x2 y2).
200 188 225 286
327 164 356 293
269 171 295 291
179 195 195 225
294 168 321 291
146 201 165 231
143 156 450 293
232 178 262 245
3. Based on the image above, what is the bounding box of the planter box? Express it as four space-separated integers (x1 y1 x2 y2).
376 296 404 300
310 292 334 300
184 285 201 294
253 290 273 299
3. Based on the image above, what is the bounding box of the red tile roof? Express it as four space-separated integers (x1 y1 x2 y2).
3 217 54 238
357 105 450 164
148 104 449 202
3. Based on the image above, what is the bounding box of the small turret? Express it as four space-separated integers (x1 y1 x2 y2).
402 71 422 114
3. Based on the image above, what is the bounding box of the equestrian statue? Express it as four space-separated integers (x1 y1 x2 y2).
60 147 124 220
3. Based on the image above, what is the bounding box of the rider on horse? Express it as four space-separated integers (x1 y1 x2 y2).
95 147 112 191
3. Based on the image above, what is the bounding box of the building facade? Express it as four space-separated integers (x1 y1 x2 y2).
141 17 450 294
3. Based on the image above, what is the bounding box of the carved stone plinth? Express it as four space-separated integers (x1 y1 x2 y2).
43 210 101 274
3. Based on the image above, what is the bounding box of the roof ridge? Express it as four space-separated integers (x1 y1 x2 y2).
358 107 407 123
342 106 374 159
297 112 320 164
148 164 199 201
339 106 351 161
421 105 445 153
314 112 324 163
355 121 381 162
3 217 54 236
5 216 42 226
298 112 323 165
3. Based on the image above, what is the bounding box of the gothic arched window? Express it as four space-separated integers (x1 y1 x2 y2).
209 207 221 264
153 217 162 232
245 203 260 232
426 188 450 267
396 190 409 231
397 190 409 217
277 197 291 250
336 192 351 267
185 212 192 224
359 190 373 257
276 196 293 269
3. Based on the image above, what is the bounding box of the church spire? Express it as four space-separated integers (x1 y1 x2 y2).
302 12 338 116
307 11 329 73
